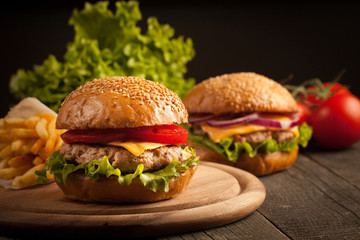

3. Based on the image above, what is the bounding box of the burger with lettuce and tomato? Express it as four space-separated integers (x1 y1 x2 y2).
36 76 199 202
182 72 312 176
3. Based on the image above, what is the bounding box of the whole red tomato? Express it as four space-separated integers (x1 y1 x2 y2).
299 82 351 107
297 102 311 124
308 93 360 149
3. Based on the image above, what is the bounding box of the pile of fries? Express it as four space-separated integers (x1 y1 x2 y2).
0 113 65 188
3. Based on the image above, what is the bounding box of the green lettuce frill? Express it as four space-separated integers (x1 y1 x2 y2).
35 147 199 192
188 122 312 163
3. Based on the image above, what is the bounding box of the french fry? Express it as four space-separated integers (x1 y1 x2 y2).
3 117 27 128
0 164 32 180
0 144 12 159
18 139 37 156
32 156 45 165
44 118 57 153
0 129 10 135
25 115 41 129
31 138 46 155
0 118 4 128
35 118 48 139
0 129 14 142
46 170 54 181
0 158 9 169
11 128 38 138
12 164 45 188
11 139 25 152
8 155 34 168
38 147 53 162
54 137 64 152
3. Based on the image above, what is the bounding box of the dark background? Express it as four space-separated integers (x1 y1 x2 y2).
1 0 359 116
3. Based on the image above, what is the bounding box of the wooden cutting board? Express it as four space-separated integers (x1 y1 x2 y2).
0 162 265 238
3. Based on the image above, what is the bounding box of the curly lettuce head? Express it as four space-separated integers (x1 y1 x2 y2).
10 1 195 111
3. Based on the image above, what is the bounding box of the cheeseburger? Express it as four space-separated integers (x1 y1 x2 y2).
36 76 199 202
182 72 311 176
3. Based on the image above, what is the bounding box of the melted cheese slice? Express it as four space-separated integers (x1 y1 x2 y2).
201 115 299 143
106 142 191 159
107 141 167 156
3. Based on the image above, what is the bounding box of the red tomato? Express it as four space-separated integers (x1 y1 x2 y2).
299 82 351 107
61 125 188 145
127 125 188 144
308 93 360 149
297 102 311 124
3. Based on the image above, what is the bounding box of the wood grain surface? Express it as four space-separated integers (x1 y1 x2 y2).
0 162 266 239
158 141 360 240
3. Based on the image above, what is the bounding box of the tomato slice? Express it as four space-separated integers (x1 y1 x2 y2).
127 125 188 144
61 125 188 145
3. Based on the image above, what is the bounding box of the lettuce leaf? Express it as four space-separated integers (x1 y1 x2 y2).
298 122 312 147
188 122 312 163
35 147 199 193
10 1 195 111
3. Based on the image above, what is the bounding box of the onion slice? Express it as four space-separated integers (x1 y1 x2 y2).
251 117 299 129
207 113 260 127
190 112 299 129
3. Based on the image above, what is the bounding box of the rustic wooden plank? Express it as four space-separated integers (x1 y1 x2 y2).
294 153 360 218
160 211 290 240
258 153 360 239
204 211 290 240
303 141 360 188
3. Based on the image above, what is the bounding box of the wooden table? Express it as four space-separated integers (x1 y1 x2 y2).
1 141 359 239
158 141 360 240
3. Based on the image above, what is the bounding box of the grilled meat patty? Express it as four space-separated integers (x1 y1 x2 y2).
60 143 183 173
234 131 295 147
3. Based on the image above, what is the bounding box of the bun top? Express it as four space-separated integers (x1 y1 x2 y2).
56 76 188 129
183 72 298 114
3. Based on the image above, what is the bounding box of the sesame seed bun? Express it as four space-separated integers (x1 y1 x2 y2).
182 72 298 114
190 141 298 176
56 165 198 203
56 76 188 129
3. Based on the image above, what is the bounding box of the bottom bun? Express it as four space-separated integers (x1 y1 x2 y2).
56 165 197 203
190 142 298 176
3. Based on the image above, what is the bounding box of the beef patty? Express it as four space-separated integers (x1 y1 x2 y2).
60 143 183 173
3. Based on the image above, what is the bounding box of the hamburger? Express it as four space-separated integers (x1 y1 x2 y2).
182 72 311 176
36 76 199 202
